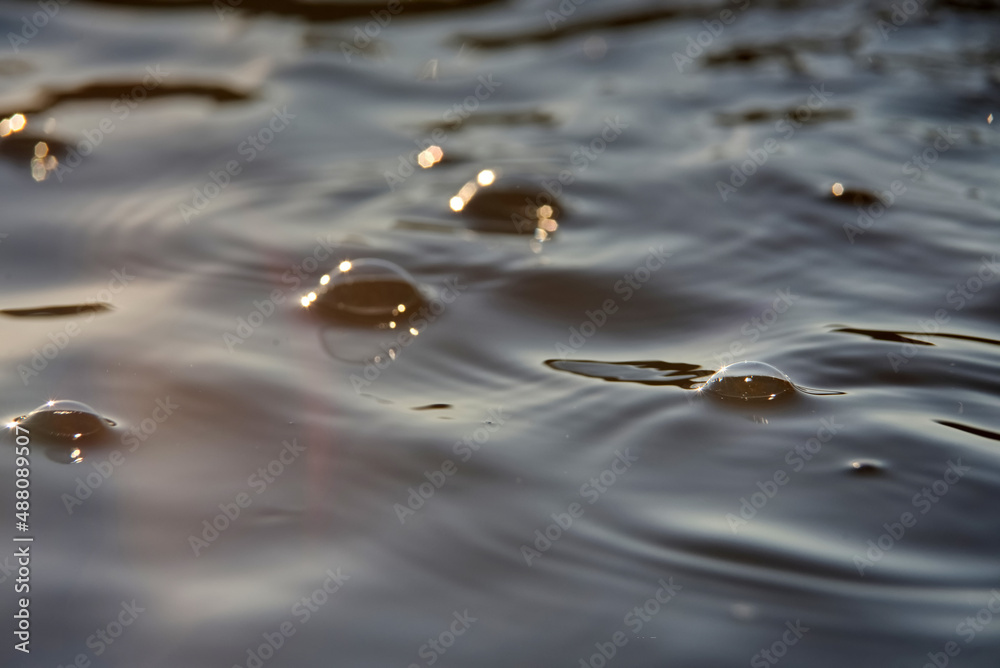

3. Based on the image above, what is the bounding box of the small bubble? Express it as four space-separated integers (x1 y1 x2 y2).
826 186 881 207
848 459 885 476
701 361 796 402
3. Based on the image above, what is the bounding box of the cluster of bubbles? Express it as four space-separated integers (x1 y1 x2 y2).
4 160 840 459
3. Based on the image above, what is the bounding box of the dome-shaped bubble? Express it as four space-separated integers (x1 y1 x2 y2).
15 400 113 441
701 361 796 402
462 185 561 222
450 172 563 238
305 258 427 326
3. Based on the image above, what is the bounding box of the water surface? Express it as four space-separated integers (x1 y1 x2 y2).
1 1 999 666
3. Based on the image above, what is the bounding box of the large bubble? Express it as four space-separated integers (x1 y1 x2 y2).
14 400 113 440
303 258 428 326
449 170 562 240
701 361 796 402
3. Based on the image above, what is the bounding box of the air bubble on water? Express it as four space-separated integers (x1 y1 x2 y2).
13 400 114 441
304 258 429 326
449 171 562 238
700 361 796 402
848 459 885 476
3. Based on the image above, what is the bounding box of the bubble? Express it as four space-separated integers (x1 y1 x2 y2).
13 400 114 441
306 258 427 326
848 459 885 476
826 186 881 207
701 361 796 402
450 174 563 237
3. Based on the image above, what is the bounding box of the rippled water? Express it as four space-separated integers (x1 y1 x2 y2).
1 1 999 666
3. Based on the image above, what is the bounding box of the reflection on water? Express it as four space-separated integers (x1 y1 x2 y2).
0 81 251 119
1 0 999 666
1 303 114 318
545 359 712 389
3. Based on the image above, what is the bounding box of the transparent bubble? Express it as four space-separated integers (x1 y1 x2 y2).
14 400 114 441
701 361 796 402
450 173 563 237
307 258 427 326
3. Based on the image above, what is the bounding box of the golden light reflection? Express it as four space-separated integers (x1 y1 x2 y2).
69 448 83 463
32 156 58 181
532 201 559 242
458 182 477 201
418 145 444 169
30 141 58 182
320 274 330 286
831 182 844 196
389 321 396 329
397 304 406 313
300 293 317 308
338 260 352 272
409 327 418 336
449 181 479 212
0 113 27 137
476 169 495 186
